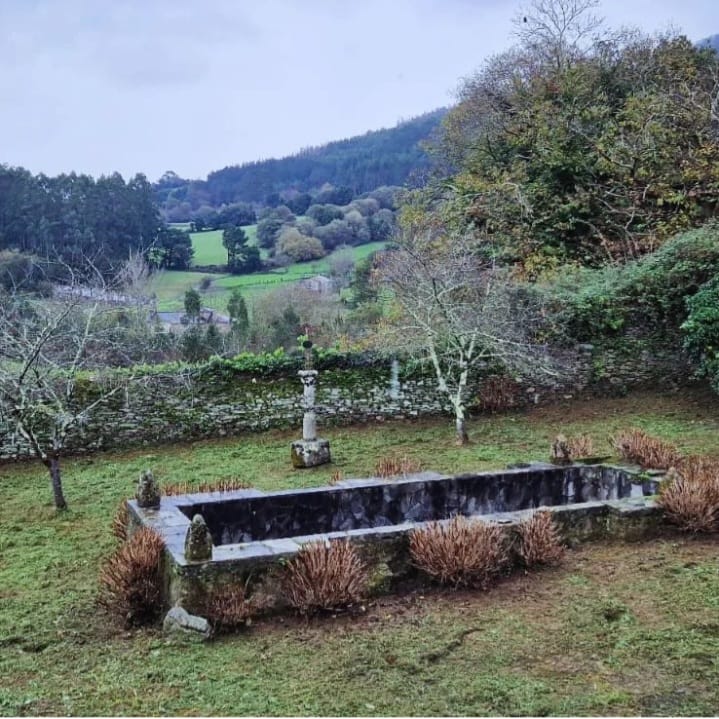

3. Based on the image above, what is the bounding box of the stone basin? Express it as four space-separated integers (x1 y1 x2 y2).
127 462 662 612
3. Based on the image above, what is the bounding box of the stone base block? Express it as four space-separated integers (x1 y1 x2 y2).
291 438 331 468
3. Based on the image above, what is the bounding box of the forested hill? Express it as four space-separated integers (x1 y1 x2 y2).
155 108 447 220
699 34 719 52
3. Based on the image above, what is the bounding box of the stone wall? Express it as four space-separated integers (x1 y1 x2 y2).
0 338 692 461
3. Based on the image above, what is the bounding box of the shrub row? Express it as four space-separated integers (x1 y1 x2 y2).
99 511 565 631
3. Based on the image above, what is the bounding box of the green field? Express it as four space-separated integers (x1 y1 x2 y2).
190 225 260 266
151 241 387 312
1 389 719 715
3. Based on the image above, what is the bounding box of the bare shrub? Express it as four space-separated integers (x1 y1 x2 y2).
98 527 165 626
375 454 422 478
659 458 719 533
205 583 255 631
282 540 368 614
111 499 130 542
162 478 251 496
409 516 510 588
611 428 681 469
567 434 594 459
477 375 521 412
515 511 565 567
550 433 571 463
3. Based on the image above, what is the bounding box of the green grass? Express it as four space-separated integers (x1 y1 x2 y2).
151 241 388 312
1 388 719 714
190 226 261 266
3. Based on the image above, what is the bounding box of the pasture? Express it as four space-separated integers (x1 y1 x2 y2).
150 241 387 312
190 225 261 266
1 389 719 715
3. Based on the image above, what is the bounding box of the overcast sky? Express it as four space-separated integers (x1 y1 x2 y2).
1 0 716 182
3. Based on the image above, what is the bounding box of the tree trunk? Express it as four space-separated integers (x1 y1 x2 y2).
45 456 68 511
455 415 469 446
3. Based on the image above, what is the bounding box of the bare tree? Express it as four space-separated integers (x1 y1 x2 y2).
375 223 559 444
0 282 134 510
514 0 603 70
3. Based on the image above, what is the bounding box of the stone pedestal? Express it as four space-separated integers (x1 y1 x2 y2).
291 438 331 468
303 411 317 441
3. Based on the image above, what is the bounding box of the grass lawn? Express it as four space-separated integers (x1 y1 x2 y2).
1 388 719 715
150 241 387 312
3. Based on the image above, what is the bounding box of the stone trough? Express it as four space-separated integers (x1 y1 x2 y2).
127 463 663 614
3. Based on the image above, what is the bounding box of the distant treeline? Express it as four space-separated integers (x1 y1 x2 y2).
154 109 447 222
0 166 193 279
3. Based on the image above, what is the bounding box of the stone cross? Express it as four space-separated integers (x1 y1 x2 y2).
290 336 330 468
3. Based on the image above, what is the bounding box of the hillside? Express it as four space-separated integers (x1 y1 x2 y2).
155 108 446 219
699 34 719 53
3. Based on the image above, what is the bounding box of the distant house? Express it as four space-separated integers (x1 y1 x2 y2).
300 275 334 294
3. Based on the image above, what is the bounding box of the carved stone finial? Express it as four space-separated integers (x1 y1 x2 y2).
135 469 161 509
184 514 213 562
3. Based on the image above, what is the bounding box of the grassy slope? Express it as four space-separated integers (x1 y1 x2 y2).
190 226 261 266
1 389 719 715
151 241 386 312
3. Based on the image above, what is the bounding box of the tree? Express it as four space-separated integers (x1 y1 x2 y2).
276 228 325 262
204 324 224 356
375 221 558 444
256 206 295 250
222 226 246 270
227 288 249 351
180 325 206 362
435 3 719 268
184 288 201 323
149 227 193 270
306 204 344 227
222 226 262 274
0 287 133 509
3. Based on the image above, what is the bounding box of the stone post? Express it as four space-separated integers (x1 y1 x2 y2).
184 514 213 562
299 370 318 441
135 469 161 509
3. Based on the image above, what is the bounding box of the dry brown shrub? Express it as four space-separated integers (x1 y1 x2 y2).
567 434 595 459
477 375 520 412
111 499 130 542
515 511 565 567
204 583 255 631
409 516 510 588
375 454 422 478
658 457 719 533
611 427 681 469
282 540 368 614
98 527 165 627
162 478 251 496
329 469 343 485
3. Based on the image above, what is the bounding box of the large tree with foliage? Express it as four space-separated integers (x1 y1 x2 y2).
222 226 261 273
435 0 719 270
0 166 164 277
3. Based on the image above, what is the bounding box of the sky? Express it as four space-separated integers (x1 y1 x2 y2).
1 0 717 182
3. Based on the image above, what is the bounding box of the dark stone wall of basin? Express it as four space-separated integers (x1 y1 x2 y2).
177 465 657 545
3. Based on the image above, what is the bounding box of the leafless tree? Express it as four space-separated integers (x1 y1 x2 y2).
375 223 559 444
514 0 604 71
0 277 137 510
